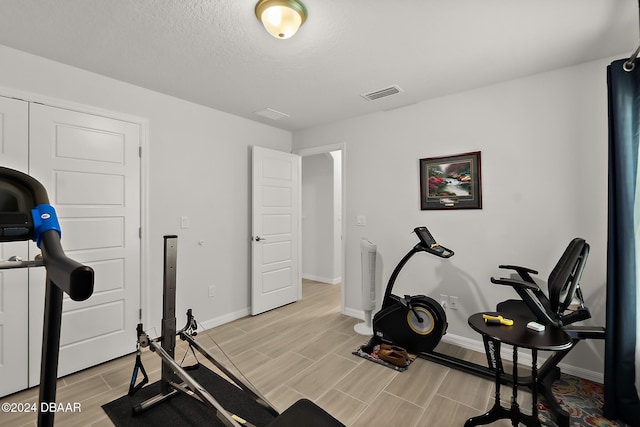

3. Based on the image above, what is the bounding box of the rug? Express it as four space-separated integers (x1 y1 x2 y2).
538 374 629 427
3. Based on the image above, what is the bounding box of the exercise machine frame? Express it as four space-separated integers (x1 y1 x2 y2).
0 167 94 427
370 226 604 427
130 235 343 427
132 235 277 426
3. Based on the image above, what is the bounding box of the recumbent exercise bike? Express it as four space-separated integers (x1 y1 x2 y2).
366 225 604 427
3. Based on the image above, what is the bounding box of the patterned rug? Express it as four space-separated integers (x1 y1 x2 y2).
539 374 627 427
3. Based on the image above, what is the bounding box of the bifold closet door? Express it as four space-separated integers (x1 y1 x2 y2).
28 104 141 385
0 96 29 396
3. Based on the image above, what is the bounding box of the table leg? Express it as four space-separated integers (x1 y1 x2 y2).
515 348 542 427
531 349 538 420
511 346 519 426
464 339 511 427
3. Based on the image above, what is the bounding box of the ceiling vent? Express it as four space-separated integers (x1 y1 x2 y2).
254 107 290 121
361 85 404 101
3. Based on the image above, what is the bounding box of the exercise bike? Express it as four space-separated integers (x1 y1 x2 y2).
365 225 605 427
371 226 453 353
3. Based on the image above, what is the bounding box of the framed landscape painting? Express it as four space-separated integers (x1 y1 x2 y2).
419 151 482 210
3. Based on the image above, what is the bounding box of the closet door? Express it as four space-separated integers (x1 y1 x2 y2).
28 104 141 384
0 96 29 396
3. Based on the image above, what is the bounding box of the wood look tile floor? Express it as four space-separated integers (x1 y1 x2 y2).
1 280 531 427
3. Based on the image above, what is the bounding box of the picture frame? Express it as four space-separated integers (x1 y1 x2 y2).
419 151 482 210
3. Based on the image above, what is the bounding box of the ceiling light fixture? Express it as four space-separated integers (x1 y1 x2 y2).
255 0 307 39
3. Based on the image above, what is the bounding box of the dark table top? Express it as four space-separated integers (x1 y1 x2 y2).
468 312 572 351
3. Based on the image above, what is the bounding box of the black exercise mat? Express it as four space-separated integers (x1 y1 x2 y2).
102 365 276 427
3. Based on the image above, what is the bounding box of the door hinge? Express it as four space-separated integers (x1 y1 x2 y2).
139 308 142 320
139 146 142 158
139 227 142 239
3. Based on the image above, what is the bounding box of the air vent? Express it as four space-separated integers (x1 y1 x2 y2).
361 85 404 101
254 108 291 121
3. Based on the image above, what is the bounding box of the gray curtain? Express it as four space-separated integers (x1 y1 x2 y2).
604 58 640 427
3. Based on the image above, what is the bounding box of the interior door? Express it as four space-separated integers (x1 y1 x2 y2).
251 146 301 315
0 96 29 396
27 104 141 384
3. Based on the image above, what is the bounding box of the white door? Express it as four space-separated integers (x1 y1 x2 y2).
28 104 141 384
251 146 301 315
0 96 29 396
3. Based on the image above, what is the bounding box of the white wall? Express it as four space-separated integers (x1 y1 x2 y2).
301 153 336 283
331 150 342 282
293 56 616 380
0 44 292 334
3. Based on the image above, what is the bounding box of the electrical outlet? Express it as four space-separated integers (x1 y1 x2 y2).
449 295 459 310
440 294 448 309
208 285 216 298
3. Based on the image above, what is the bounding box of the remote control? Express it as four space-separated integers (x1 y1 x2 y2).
527 321 545 332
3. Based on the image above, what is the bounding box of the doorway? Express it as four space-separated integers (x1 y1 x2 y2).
297 144 346 313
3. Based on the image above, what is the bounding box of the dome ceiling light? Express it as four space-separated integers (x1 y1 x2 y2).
255 0 308 39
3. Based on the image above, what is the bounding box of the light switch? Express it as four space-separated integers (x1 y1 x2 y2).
180 216 189 229
356 215 366 226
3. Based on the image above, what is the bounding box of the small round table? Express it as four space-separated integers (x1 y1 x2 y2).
465 312 572 427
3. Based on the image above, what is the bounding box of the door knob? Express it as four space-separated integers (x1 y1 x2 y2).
254 236 267 242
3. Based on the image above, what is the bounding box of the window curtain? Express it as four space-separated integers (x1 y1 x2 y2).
604 58 640 426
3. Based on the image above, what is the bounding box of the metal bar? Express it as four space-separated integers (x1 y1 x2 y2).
37 278 64 427
180 332 279 417
161 235 178 395
624 0 640 71
624 44 640 71
382 247 419 309
167 381 258 427
132 388 179 415
420 350 498 380
148 340 241 427
0 259 44 269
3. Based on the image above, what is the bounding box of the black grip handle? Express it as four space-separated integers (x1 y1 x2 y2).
497 264 538 283
41 229 94 302
0 167 95 302
490 276 540 291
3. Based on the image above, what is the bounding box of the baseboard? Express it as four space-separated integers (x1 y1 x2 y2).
198 307 250 331
441 332 604 384
344 307 365 320
302 273 341 285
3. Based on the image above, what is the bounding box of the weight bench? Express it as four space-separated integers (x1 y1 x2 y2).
491 238 606 427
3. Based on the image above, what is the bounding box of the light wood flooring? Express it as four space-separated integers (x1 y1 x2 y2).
2 280 533 427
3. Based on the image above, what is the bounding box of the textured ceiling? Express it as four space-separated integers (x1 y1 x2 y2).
0 0 637 131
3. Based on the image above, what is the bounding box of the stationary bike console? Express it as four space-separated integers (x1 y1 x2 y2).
413 226 454 258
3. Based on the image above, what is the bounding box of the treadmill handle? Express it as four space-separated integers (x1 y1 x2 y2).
40 230 94 302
